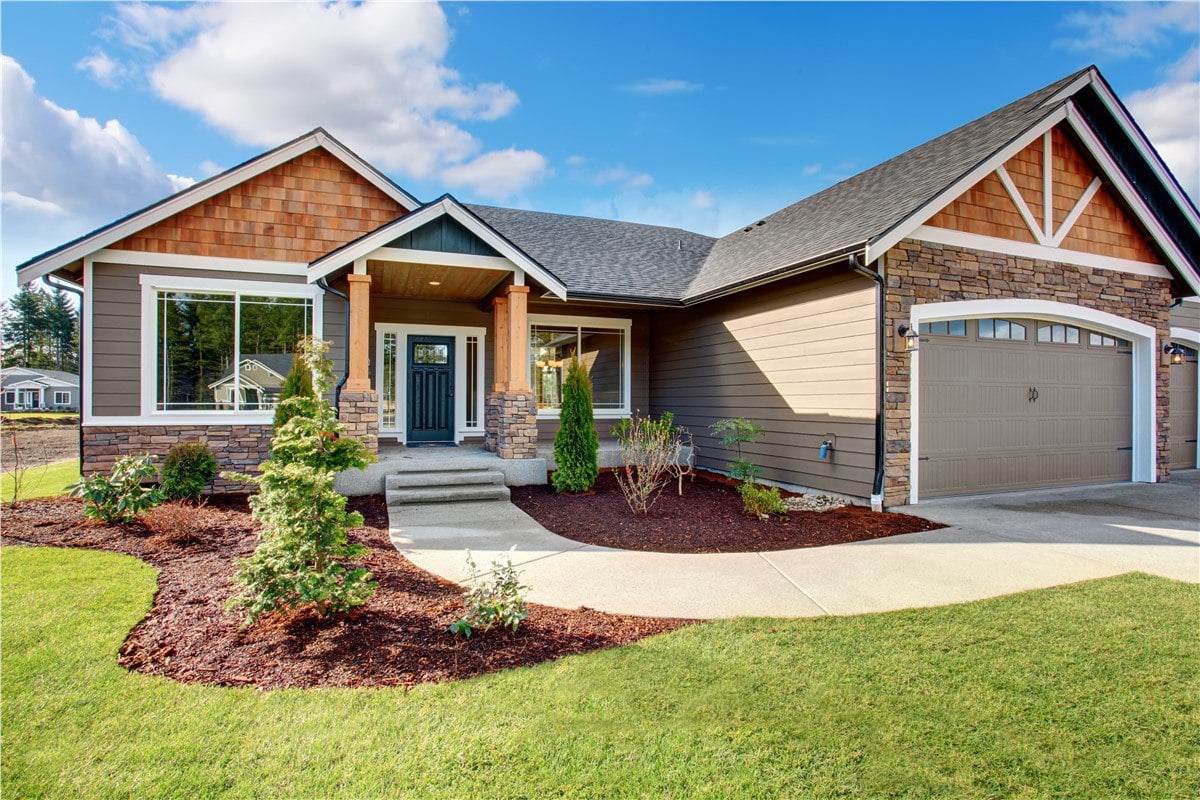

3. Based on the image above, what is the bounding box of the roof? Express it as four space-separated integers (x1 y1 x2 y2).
466 205 716 301
210 354 294 387
0 367 79 389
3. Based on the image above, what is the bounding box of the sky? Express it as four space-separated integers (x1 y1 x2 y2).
2 1 1198 300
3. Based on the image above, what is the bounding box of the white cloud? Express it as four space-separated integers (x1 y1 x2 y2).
594 166 653 190
802 163 822 176
565 155 587 167
624 78 703 95
197 160 225 178
441 148 549 199
1 56 192 287
690 190 716 209
1128 80 1200 199
107 1 545 198
1059 2 1199 58
75 49 130 88
581 187 791 238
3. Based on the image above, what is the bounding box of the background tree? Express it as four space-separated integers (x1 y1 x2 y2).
552 358 599 493
0 284 79 371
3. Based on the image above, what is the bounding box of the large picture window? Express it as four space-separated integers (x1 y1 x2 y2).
529 317 629 413
155 289 312 412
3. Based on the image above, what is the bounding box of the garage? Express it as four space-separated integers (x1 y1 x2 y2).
918 317 1133 498
1168 341 1198 469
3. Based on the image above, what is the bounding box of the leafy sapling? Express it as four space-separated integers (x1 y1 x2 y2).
450 547 530 637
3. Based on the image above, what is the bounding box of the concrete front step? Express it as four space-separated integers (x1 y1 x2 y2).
386 468 505 490
387 483 511 506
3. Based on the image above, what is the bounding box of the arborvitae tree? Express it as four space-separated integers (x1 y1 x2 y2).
273 350 316 428
552 358 599 493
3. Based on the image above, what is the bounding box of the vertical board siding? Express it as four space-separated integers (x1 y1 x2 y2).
108 149 406 262
89 262 335 417
649 267 877 497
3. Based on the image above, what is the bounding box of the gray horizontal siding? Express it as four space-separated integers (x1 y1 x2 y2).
89 261 336 416
1171 300 1200 332
649 266 878 498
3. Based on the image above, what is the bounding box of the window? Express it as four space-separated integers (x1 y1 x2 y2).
380 332 397 429
918 320 966 336
155 289 312 412
1088 332 1129 347
465 336 480 428
978 318 1027 341
3 391 14 405
529 317 629 413
54 390 70 405
1037 324 1080 345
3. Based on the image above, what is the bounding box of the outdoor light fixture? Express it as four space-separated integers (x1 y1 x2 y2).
427 280 442 287
897 323 919 352
1165 343 1186 365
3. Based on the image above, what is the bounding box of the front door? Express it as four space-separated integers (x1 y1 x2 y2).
407 335 455 442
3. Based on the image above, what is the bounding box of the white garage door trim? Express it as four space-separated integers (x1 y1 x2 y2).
908 299 1157 504
1171 325 1200 469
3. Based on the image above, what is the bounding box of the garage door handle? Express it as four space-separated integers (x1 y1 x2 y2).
1028 386 1039 403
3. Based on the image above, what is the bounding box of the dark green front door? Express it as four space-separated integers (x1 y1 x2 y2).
407 335 455 442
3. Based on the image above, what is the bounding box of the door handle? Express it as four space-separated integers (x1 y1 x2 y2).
448 386 455 398
1028 386 1039 403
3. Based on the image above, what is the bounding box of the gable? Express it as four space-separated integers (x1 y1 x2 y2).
108 149 408 263
386 215 501 258
927 124 1160 265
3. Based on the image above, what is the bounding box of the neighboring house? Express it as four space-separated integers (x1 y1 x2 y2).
14 66 1200 507
207 354 296 410
0 367 80 412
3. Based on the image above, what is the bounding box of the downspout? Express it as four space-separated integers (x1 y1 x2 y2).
41 275 84 461
847 254 887 512
316 278 350 410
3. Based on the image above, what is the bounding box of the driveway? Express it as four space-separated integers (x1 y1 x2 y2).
389 473 1199 619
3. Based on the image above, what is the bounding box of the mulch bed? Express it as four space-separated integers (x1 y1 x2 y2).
1 496 686 690
511 472 945 554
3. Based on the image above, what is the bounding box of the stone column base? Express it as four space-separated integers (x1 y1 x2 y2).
339 390 378 455
485 390 538 459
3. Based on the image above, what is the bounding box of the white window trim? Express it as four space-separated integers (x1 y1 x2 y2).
375 323 487 444
53 390 71 405
1169 326 1200 469
3 391 15 405
906 298 1157 504
528 313 632 419
138 274 323 425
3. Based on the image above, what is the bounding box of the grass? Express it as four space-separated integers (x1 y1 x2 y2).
1 458 80 503
2 546 1198 799
1 411 78 421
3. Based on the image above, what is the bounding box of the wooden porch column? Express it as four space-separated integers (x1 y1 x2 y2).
345 273 372 391
492 294 510 391
505 285 530 391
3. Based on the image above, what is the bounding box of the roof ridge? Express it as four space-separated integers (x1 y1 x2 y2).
465 203 717 240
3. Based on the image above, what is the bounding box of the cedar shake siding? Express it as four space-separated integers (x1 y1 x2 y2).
89 262 345 417
650 267 878 498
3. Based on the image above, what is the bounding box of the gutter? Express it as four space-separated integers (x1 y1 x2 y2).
41 275 84 461
316 278 350 410
847 254 887 512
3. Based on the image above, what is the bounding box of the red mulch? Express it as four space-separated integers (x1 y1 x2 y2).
1 496 686 690
511 472 945 554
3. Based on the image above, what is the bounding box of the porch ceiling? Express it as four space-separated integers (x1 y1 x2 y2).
366 259 510 301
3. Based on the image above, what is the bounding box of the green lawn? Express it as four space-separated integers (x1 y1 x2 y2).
3 546 1197 799
1 458 79 503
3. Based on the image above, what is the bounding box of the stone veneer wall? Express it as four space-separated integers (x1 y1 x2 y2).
338 390 378 455
485 390 538 458
82 425 272 492
882 238 1173 508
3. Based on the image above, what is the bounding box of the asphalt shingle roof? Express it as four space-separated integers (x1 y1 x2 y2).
0 368 79 388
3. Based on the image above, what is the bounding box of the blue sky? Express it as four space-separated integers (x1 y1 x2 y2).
2 1 1198 299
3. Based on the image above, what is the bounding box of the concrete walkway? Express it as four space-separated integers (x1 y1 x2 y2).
388 472 1200 619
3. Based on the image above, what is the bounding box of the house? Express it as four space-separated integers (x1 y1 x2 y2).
14 66 1200 507
207 354 296 410
0 367 80 412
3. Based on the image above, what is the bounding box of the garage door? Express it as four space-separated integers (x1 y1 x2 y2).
919 317 1133 498
1169 342 1198 469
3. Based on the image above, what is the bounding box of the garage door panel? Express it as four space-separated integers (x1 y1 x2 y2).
920 318 1133 498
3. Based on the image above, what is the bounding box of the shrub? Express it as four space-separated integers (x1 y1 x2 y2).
160 442 218 501
552 358 599 494
739 482 788 520
273 351 316 429
143 500 207 545
69 454 161 523
450 547 529 637
710 417 766 484
226 337 377 625
611 411 691 515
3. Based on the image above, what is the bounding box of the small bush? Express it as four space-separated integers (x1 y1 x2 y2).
160 442 218 501
273 351 316 429
450 547 529 637
612 411 691 515
69 454 161 523
552 358 599 494
739 482 788 520
710 417 766 483
143 500 207 545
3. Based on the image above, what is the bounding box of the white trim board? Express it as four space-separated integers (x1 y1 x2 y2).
16 129 419 285
911 225 1172 279
905 298 1158 504
374 323 487 445
93 249 309 276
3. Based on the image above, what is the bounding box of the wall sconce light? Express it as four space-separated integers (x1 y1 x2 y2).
427 280 442 287
1164 343 1186 365
896 323 919 352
